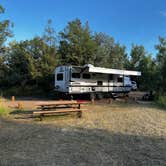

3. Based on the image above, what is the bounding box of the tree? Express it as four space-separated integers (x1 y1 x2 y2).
94 32 127 69
138 55 157 90
109 43 127 69
58 19 97 65
7 40 35 86
0 5 13 50
129 44 157 90
0 5 13 87
7 37 57 91
94 32 114 67
129 44 145 70
155 37 166 94
0 55 9 86
43 19 56 48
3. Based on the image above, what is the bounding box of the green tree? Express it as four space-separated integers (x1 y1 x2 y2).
94 32 127 69
0 55 9 86
58 19 97 65
138 55 157 90
7 40 35 86
0 5 13 87
129 44 145 70
109 43 127 69
7 37 57 92
0 5 13 49
129 44 157 90
43 19 56 48
155 37 166 94
94 33 114 67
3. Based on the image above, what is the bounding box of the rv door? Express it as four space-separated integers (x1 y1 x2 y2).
55 66 67 92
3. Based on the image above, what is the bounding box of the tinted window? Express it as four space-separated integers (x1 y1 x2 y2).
83 73 91 79
57 73 63 81
72 73 80 78
109 74 113 80
97 81 103 86
117 77 123 82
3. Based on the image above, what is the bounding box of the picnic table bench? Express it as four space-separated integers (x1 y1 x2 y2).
36 101 83 109
33 100 88 120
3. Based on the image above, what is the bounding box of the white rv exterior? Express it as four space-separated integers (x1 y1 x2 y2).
54 64 141 95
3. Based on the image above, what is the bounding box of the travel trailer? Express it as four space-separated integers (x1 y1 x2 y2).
54 64 141 99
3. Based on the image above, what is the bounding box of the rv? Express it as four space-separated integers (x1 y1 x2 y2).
54 64 141 99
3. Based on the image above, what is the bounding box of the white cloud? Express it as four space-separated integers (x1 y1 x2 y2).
160 11 166 17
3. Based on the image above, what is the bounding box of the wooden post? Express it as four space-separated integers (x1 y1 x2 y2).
91 98 95 104
90 93 95 105
108 98 112 104
11 96 15 102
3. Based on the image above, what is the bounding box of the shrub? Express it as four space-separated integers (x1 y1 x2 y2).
0 106 8 116
1 85 47 97
157 95 166 109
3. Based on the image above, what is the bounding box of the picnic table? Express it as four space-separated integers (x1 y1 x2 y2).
33 100 88 120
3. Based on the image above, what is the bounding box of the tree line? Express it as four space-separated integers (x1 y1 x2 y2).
0 5 165 99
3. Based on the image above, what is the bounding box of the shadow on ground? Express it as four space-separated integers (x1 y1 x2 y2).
9 109 76 120
99 100 166 112
10 110 34 115
0 118 166 166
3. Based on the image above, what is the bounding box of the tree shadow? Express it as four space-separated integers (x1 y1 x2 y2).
9 109 78 120
134 102 166 111
0 118 166 166
9 110 34 115
105 100 166 112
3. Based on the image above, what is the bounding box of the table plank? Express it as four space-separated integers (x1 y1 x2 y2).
33 109 87 114
33 108 87 120
35 100 89 107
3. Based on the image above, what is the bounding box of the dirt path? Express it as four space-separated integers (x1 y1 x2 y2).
0 101 166 166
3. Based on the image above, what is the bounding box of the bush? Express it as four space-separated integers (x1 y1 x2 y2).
0 106 8 116
1 85 47 97
157 95 166 109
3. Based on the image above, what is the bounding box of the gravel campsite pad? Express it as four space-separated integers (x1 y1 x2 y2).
0 101 166 166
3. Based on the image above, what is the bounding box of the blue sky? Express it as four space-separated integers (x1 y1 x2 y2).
1 0 166 55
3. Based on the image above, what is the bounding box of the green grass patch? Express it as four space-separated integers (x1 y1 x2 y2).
0 106 8 116
157 95 166 109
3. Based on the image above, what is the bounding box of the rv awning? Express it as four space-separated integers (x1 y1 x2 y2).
87 65 141 76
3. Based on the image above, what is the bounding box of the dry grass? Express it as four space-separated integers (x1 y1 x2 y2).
0 102 10 117
0 100 166 165
40 102 166 137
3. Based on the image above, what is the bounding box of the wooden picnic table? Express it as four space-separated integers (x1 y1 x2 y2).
35 100 88 109
33 100 89 120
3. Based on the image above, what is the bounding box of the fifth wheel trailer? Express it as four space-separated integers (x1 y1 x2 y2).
54 64 141 99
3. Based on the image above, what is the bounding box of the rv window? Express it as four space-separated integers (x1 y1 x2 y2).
97 81 103 86
83 73 91 79
109 74 113 80
117 77 123 82
72 73 80 78
57 73 63 81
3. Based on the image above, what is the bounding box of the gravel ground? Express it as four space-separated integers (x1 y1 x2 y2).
0 100 166 166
